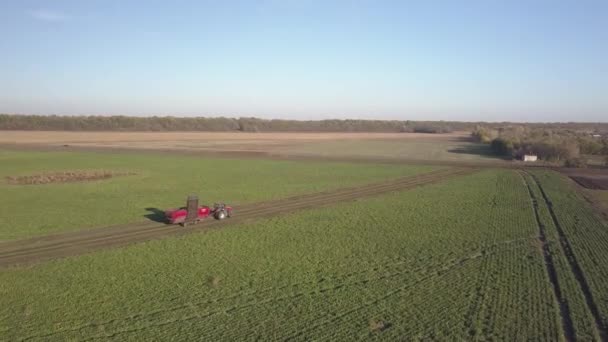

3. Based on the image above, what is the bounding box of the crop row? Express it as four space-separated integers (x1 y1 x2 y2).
530 171 608 338
0 169 590 340
521 171 598 340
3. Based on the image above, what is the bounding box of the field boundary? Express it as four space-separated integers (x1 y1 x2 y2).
0 167 478 268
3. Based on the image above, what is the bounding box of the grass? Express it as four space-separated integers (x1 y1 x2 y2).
5 169 604 340
0 149 435 240
277 138 500 162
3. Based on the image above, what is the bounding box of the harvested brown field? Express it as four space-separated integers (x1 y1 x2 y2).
0 130 468 144
0 131 470 153
570 176 608 190
0 130 506 166
6 170 136 185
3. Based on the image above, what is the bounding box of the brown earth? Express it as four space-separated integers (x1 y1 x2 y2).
564 170 608 220
2 131 607 172
0 130 487 159
4 130 605 172
567 177 608 222
0 167 477 268
6 170 136 185
569 176 608 190
0 130 468 143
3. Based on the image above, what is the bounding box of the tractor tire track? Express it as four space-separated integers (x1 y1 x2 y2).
0 168 477 268
520 172 575 341
528 172 608 341
1 168 473 265
0 168 465 259
0 169 455 255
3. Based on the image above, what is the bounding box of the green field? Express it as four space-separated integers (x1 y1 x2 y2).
277 138 500 162
2 167 607 340
530 171 608 340
0 150 434 240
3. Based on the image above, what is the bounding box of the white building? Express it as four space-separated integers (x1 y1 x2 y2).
523 155 538 162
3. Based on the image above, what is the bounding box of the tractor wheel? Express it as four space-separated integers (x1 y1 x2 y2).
215 210 227 220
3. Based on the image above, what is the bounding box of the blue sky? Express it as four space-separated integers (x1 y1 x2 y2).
1 1 607 121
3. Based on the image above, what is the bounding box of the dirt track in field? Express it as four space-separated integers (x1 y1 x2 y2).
520 172 575 340
0 168 477 268
522 171 608 340
529 172 608 340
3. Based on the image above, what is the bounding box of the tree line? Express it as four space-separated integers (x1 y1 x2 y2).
472 125 608 167
3 114 606 134
0 114 462 133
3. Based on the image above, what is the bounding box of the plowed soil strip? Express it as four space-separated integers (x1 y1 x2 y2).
520 172 574 341
0 168 476 268
528 172 608 340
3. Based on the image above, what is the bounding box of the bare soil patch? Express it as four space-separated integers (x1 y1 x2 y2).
0 130 518 169
369 319 391 332
0 130 469 144
570 176 608 190
208 276 222 287
6 170 136 185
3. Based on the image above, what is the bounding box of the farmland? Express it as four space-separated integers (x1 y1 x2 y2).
0 130 503 165
1 160 608 340
4 0 608 339
0 149 435 240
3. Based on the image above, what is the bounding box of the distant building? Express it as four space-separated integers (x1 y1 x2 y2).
523 155 538 162
592 134 602 138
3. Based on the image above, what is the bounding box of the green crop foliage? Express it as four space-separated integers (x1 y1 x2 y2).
530 171 608 337
5 169 603 340
279 138 498 162
0 149 434 239
521 172 597 340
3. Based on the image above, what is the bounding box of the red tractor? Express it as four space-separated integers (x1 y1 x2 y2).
165 196 232 226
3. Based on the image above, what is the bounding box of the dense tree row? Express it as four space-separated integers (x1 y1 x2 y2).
0 114 241 131
2 114 607 135
472 125 608 166
0 114 470 132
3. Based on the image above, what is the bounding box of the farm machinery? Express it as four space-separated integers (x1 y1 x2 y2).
165 195 232 226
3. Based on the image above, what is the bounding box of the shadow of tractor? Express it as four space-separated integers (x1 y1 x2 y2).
144 207 167 223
